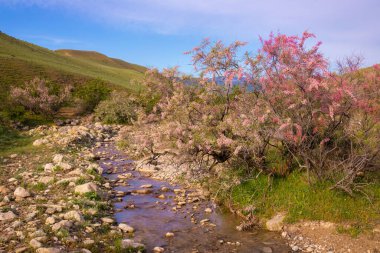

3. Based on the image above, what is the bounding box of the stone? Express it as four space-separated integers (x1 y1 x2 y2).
53 154 64 164
265 213 286 231
83 239 95 245
118 173 133 179
153 246 165 253
291 246 299 251
36 248 63 253
74 182 99 194
165 232 174 238
262 246 273 253
101 217 114 223
0 211 17 221
0 185 10 194
39 176 54 184
133 189 152 194
45 217 56 225
63 210 84 222
58 162 72 171
15 247 28 253
14 187 31 198
30 238 42 249
51 220 72 232
119 223 135 233
44 163 55 172
140 184 153 188
204 208 212 213
121 239 145 250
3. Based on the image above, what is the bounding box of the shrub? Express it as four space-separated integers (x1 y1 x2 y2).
10 77 71 116
126 31 379 194
74 78 111 112
94 91 137 124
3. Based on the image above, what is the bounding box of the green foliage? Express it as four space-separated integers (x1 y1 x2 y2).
94 91 137 124
230 171 380 226
74 79 111 112
31 182 48 192
84 192 101 201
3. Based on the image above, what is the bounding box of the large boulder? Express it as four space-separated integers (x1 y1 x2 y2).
266 213 286 231
74 182 99 194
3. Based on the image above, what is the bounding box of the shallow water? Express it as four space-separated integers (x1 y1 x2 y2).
96 142 290 253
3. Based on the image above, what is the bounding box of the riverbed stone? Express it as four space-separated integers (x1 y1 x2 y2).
118 223 135 233
0 211 17 221
63 210 84 222
153 246 165 252
36 248 63 253
30 238 42 249
121 239 145 250
266 213 286 231
14 187 30 198
74 182 99 194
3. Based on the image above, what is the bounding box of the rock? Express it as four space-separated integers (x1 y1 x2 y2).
140 184 153 188
57 162 72 170
119 223 135 233
15 247 29 253
0 185 10 194
118 173 133 179
14 187 31 198
51 220 72 232
165 232 174 238
74 182 99 194
158 194 165 199
83 239 95 245
204 208 212 213
291 246 299 251
153 246 165 252
101 217 114 223
44 163 55 172
53 154 64 164
0 211 17 221
133 189 152 194
33 139 48 146
161 187 169 192
266 213 286 231
10 153 18 158
121 239 145 251
39 176 54 184
45 217 56 225
36 248 63 253
63 210 84 222
30 238 42 249
262 246 273 253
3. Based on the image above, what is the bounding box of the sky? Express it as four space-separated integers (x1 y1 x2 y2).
0 0 379 73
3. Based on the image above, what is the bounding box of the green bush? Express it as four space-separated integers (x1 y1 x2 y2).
94 91 137 124
74 78 111 112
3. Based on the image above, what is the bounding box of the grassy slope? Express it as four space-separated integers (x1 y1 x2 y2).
229 171 379 234
0 32 145 90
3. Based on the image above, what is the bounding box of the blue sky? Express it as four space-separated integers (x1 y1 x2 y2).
0 0 379 73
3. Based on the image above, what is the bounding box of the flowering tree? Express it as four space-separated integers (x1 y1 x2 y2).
11 77 71 116
124 31 379 192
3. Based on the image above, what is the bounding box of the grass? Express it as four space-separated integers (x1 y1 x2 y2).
0 126 37 157
229 171 380 229
0 32 145 91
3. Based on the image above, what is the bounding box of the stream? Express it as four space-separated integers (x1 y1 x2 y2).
95 141 290 253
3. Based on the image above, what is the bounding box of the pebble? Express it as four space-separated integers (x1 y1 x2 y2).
14 187 31 198
165 232 175 238
118 223 135 233
153 246 165 252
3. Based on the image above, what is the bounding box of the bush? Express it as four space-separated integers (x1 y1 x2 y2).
94 91 137 124
74 78 111 112
10 77 71 116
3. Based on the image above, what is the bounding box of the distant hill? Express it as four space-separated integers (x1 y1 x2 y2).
0 32 146 91
55 49 146 74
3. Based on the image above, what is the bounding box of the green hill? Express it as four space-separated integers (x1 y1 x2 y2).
0 32 146 91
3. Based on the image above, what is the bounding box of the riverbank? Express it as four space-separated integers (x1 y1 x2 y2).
118 125 380 253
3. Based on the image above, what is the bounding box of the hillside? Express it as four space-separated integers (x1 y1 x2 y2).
0 32 146 91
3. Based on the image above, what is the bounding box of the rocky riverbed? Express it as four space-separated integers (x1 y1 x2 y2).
1 122 378 253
